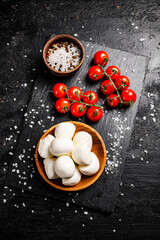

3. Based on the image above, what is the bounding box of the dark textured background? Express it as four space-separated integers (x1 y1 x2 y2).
0 0 160 239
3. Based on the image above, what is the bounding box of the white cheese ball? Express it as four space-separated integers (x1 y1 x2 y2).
62 166 82 186
55 122 76 139
71 143 92 165
43 157 59 179
38 134 55 158
73 131 92 150
78 152 100 176
49 137 73 157
54 156 75 179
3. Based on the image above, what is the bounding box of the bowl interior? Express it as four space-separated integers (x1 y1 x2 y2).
43 35 85 75
35 121 106 191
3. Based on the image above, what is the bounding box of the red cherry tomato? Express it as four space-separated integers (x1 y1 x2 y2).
82 91 98 105
68 86 82 101
121 89 137 105
53 83 67 98
114 75 130 90
105 66 120 81
55 98 70 113
87 107 103 122
106 94 120 107
94 51 109 66
100 80 115 95
71 102 86 117
88 66 104 81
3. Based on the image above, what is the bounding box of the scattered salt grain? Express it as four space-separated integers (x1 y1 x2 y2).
84 211 88 215
152 118 156 123
66 202 69 207
135 26 138 29
113 229 116 233
74 33 78 37
3 199 7 203
140 38 145 42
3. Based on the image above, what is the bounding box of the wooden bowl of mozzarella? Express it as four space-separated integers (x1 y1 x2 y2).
35 121 106 191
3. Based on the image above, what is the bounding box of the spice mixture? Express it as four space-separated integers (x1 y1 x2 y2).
47 41 81 72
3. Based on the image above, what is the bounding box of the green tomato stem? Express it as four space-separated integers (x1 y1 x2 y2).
99 65 124 105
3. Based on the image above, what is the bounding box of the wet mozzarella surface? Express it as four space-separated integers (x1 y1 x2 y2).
38 134 55 158
62 166 82 186
78 152 100 176
73 131 92 150
49 137 73 156
43 157 59 179
72 143 92 165
55 122 76 139
54 156 76 179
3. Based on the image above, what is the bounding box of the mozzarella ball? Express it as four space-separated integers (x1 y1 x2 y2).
49 137 73 157
38 134 55 158
43 157 59 179
62 166 82 186
73 131 92 150
55 122 76 139
78 152 100 176
54 156 75 179
72 143 92 165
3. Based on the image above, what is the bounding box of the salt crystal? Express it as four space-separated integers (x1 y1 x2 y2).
140 38 145 42
131 23 135 26
150 104 154 109
152 118 156 122
113 229 116 233
84 211 88 215
74 33 78 37
66 202 69 207
22 203 26 207
135 26 138 29
3 199 7 203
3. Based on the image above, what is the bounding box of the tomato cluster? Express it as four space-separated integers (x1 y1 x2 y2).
88 51 137 107
52 50 137 122
53 83 103 122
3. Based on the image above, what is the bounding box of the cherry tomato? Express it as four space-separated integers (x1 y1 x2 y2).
68 86 82 101
114 75 130 90
94 51 109 66
71 102 86 117
82 91 98 105
55 98 70 113
105 66 120 81
121 89 137 105
88 66 104 81
100 80 115 95
87 107 103 122
106 94 120 107
53 83 67 98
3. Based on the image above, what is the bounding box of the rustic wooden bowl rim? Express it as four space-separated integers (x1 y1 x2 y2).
42 34 85 75
35 121 107 191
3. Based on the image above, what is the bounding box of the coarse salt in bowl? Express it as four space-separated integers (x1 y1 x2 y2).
43 35 85 76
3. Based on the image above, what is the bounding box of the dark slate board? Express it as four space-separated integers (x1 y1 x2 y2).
5 38 147 213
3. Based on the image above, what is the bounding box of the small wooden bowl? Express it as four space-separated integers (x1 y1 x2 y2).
43 35 85 76
35 121 107 191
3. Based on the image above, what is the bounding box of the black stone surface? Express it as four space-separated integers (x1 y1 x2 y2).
0 0 160 239
5 38 147 212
